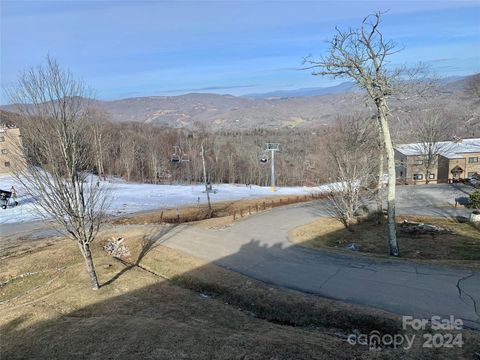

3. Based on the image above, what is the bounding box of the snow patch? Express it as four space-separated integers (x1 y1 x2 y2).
0 173 330 225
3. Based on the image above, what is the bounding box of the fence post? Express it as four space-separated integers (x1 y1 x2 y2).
255 204 259 212
233 211 236 220
176 208 180 223
248 206 251 215
160 211 164 224
263 201 266 210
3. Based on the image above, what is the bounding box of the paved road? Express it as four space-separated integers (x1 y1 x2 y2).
2 183 479 329
157 184 479 329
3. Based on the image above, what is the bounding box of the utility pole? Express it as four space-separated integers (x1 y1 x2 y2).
201 142 212 216
265 143 281 192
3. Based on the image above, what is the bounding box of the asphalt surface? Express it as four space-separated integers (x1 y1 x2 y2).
2 183 479 329
157 184 479 329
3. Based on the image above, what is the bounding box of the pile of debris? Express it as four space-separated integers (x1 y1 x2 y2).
345 243 360 252
399 220 451 235
103 237 131 261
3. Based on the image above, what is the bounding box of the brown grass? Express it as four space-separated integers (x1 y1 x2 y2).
1 229 479 359
112 193 323 227
290 215 480 267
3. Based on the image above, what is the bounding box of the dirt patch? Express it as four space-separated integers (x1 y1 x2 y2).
290 215 480 267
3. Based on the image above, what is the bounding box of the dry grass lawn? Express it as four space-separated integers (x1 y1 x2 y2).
1 228 479 359
290 215 480 267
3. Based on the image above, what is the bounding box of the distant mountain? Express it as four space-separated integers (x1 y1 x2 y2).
245 82 357 98
438 75 466 84
438 74 477 94
94 92 365 129
246 74 475 99
2 74 477 131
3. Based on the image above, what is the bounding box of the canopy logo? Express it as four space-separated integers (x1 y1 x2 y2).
347 315 464 351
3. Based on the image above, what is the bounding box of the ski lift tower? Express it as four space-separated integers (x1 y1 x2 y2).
265 143 281 192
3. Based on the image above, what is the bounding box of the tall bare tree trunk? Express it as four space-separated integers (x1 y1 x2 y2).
92 124 105 178
377 100 399 256
80 243 99 290
201 143 212 217
376 132 384 224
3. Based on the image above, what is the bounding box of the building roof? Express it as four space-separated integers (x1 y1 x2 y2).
395 138 480 159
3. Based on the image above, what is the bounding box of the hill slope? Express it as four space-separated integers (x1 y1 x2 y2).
2 74 477 130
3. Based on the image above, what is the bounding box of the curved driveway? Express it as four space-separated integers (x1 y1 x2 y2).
158 185 479 330
2 184 479 328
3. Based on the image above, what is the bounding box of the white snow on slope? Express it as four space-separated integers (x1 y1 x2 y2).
0 174 331 225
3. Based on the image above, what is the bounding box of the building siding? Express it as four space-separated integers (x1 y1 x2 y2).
394 150 439 184
0 127 25 174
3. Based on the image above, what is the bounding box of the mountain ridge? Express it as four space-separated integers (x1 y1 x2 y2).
1 73 477 130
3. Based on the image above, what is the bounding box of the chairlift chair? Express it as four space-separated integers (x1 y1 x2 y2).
180 152 190 162
171 146 182 164
259 150 269 164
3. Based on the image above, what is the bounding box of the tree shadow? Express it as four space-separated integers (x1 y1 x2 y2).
1 198 480 359
0 238 401 359
101 225 177 287
451 183 475 196
455 196 470 207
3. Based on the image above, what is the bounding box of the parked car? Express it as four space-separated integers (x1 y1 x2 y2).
466 174 480 188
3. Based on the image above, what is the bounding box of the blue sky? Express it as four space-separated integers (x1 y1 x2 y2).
1 1 479 103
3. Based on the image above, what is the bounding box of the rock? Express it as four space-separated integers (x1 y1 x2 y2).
470 210 480 223
456 216 469 223
400 220 450 235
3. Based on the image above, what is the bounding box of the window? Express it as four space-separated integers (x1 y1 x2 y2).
469 157 479 163
414 159 423 165
429 174 435 179
1 149 8 155
413 174 423 180
4 161 10 167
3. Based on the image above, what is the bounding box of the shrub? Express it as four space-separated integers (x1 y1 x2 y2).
470 190 480 209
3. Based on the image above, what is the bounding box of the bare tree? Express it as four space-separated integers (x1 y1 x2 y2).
409 111 454 184
201 141 213 216
372 116 384 223
9 56 108 290
88 110 111 180
463 74 480 137
304 11 401 256
120 134 136 182
324 117 377 229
